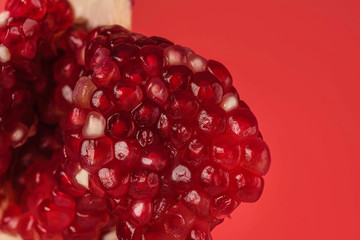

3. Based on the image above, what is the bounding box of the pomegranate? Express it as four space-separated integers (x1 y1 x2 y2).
0 0 271 239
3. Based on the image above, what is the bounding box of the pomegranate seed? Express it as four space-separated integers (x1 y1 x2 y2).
240 138 271 176
210 194 239 217
95 160 130 198
139 45 164 76
106 111 136 139
191 72 223 104
116 220 138 240
227 108 259 139
145 77 169 106
187 53 207 73
136 128 158 147
113 81 143 111
129 199 153 226
85 36 110 70
157 113 172 138
170 122 193 148
165 90 199 122
0 63 15 89
141 145 170 172
219 92 240 112
72 76 97 109
199 165 230 196
206 60 233 92
163 65 192 92
197 106 226 136
65 107 89 132
92 57 120 87
129 171 159 199
132 101 160 127
170 164 193 192
72 209 110 230
80 137 114 173
53 55 82 85
111 43 138 66
121 61 149 85
185 138 209 168
90 88 115 115
82 111 106 139
37 197 75 233
114 139 141 168
164 45 189 66
161 203 196 240
211 134 240 170
231 170 264 203
181 189 210 217
187 221 212 240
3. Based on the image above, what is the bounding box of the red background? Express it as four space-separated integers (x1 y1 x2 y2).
132 1 360 239
2 0 360 239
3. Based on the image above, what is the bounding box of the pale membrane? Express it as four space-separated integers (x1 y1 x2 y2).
68 0 132 30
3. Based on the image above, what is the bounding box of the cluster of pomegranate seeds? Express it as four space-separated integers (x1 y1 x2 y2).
0 0 270 239
0 0 74 179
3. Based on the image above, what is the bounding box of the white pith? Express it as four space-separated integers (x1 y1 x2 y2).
68 0 132 30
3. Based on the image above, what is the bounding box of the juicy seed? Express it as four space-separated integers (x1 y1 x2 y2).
0 45 11 63
82 111 106 139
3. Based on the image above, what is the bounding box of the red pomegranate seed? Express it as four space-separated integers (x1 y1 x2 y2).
95 160 130 198
92 57 121 87
231 170 264 203
129 199 153 226
139 45 164 76
72 76 97 109
211 134 241 171
0 63 15 89
181 189 210 217
113 81 143 111
145 77 169 106
111 43 138 66
191 72 223 104
132 100 160 127
199 165 230 196
80 137 114 173
197 106 226 136
162 65 192 92
165 90 200 122
170 164 193 192
136 128 158 147
91 88 115 115
141 145 170 172
114 139 141 168
129 170 160 199
227 108 259 139
206 60 233 92
106 111 136 139
187 221 212 240
240 138 271 176
210 194 239 217
116 220 138 240
37 197 75 233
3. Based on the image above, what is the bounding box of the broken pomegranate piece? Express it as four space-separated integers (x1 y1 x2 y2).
0 0 270 239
